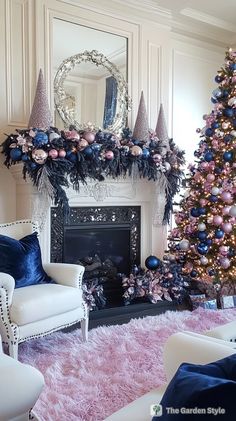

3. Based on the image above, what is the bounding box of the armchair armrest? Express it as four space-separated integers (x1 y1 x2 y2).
163 332 236 383
0 272 15 305
43 263 85 288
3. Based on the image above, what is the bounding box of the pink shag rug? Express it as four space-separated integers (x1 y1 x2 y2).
19 307 236 421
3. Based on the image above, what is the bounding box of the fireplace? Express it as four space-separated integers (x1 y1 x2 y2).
51 205 141 309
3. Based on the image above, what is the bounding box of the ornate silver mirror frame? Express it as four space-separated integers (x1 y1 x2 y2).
54 49 131 133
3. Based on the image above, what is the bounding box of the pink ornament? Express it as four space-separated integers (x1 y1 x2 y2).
48 149 58 159
222 206 231 215
58 149 66 158
219 246 228 256
213 215 223 225
78 139 89 150
65 130 80 140
220 258 231 269
221 191 232 203
83 131 95 143
152 154 162 163
211 139 218 148
200 162 209 171
208 161 215 170
200 198 207 206
194 172 201 181
206 173 215 183
222 222 232 233
105 150 114 160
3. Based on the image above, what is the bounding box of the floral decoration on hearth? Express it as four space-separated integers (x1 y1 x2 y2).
1 72 185 225
122 255 190 305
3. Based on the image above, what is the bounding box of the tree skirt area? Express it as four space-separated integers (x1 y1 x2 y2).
19 307 236 421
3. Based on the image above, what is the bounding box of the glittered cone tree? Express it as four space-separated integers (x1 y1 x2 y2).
168 48 236 289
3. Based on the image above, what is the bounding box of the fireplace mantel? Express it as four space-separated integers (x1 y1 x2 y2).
10 164 168 264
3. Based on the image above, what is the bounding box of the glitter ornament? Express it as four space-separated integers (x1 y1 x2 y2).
130 145 143 156
28 69 52 130
32 149 48 164
133 91 149 143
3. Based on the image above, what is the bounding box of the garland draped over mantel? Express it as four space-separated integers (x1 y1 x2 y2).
1 125 185 224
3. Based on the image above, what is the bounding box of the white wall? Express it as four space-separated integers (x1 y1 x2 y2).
0 0 226 254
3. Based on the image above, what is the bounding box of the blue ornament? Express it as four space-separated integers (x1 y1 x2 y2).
10 148 22 161
21 154 30 162
204 151 214 162
83 146 93 158
142 149 150 159
95 131 104 142
133 139 140 145
205 238 212 246
215 75 223 83
212 88 222 98
198 207 206 215
197 231 207 240
33 131 48 147
223 108 234 118
190 270 198 278
215 229 224 239
229 63 236 71
211 97 218 104
223 151 233 161
209 195 218 203
228 248 235 257
222 89 229 98
66 151 77 163
145 255 161 270
232 119 236 128
197 242 209 255
205 128 214 137
211 122 219 129
208 269 215 276
190 208 200 217
214 167 222 175
29 162 37 170
90 143 101 152
224 134 233 143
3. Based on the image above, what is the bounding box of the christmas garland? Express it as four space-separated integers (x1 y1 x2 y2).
1 126 185 224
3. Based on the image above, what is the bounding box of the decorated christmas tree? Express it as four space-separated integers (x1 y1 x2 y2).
168 48 236 295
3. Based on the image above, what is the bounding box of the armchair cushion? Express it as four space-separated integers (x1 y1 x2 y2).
10 283 83 325
0 232 53 288
156 353 236 420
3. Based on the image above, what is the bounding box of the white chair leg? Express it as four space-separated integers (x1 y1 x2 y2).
81 317 89 341
9 340 19 360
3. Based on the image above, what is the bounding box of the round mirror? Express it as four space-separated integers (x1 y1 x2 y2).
54 50 131 133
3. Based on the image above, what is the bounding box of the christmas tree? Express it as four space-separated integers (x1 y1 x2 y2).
168 48 236 292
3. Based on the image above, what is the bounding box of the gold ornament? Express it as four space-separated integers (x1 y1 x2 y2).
130 145 143 156
32 149 48 164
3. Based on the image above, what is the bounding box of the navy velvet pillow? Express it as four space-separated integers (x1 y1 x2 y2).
152 354 236 421
0 232 52 288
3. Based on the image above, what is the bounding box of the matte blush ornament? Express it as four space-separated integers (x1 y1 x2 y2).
83 131 95 144
32 149 48 164
145 255 161 270
130 145 143 156
222 222 232 233
220 258 231 269
223 151 233 161
213 215 223 225
221 191 232 203
48 149 58 159
206 173 215 182
105 150 114 160
58 149 66 158
197 243 209 255
10 148 22 161
219 246 229 256
78 139 89 150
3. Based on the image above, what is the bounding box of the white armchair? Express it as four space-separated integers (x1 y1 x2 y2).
0 220 88 359
0 334 44 421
